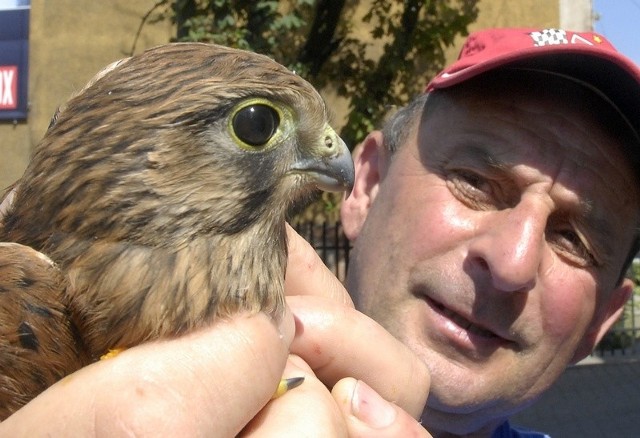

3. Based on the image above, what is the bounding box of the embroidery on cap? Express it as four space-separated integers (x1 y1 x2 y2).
530 29 568 46
570 33 595 45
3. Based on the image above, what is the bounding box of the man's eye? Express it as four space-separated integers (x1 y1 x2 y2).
548 227 598 267
458 170 489 191
447 170 495 210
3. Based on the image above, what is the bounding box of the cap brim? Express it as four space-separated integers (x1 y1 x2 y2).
428 44 640 139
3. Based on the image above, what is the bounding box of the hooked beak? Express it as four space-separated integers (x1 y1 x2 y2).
293 125 355 195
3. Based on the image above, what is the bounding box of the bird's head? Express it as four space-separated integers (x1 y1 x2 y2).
15 43 354 246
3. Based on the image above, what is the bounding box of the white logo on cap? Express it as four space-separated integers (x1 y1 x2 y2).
530 29 568 46
569 34 594 45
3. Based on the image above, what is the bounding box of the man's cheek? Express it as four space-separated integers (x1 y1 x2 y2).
540 279 596 341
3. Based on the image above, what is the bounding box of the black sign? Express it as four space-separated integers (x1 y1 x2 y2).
0 4 30 120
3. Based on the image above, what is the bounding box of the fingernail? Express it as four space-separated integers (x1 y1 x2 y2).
351 380 397 429
271 305 295 347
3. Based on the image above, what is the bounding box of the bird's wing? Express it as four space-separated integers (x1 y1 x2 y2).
0 242 88 419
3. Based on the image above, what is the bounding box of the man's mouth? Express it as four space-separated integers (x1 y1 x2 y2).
431 299 498 339
413 286 524 355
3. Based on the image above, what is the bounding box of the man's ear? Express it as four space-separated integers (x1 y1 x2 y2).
571 279 634 363
340 131 387 241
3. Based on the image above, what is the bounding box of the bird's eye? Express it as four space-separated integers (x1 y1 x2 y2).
232 104 280 147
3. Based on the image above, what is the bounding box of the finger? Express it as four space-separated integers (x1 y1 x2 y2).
285 223 353 308
1 311 295 437
240 355 348 438
288 295 430 419
332 378 432 438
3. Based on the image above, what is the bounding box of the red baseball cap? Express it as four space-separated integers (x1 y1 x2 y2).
427 28 640 139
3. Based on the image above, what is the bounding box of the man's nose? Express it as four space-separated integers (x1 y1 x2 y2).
467 200 548 293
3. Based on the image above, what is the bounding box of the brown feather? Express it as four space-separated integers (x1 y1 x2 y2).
0 243 88 419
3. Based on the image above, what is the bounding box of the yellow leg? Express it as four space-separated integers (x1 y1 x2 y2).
100 348 125 360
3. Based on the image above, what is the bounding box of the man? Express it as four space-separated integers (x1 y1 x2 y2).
337 27 640 436
2 28 640 437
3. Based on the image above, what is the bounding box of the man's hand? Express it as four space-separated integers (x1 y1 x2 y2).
0 311 295 436
249 225 432 437
242 355 429 437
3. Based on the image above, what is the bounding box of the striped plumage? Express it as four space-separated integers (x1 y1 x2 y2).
0 43 353 419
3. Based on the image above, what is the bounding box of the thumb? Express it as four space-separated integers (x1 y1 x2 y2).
332 378 432 438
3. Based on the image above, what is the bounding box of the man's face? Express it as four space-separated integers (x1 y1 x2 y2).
341 87 639 433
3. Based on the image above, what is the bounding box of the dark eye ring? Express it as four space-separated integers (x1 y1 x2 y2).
232 104 280 147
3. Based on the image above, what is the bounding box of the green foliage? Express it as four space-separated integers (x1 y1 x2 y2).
599 260 640 351
135 0 479 149
622 261 640 326
624 260 640 332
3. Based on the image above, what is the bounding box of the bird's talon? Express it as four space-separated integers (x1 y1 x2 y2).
272 376 305 399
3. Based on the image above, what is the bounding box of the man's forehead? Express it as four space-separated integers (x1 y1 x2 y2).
424 69 640 178
422 85 639 203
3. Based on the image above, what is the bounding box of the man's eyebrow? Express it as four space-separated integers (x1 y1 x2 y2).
456 144 512 171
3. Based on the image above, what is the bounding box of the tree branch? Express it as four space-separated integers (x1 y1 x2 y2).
129 0 170 56
297 0 346 75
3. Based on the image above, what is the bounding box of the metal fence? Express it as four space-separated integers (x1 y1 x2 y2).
594 291 640 357
295 221 640 359
294 221 351 283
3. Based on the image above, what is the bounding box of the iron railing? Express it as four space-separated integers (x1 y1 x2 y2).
594 291 640 357
294 221 351 283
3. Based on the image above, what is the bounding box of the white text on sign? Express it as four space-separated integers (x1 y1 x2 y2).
0 66 18 110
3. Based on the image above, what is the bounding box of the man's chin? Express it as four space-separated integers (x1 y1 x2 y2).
420 398 507 438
